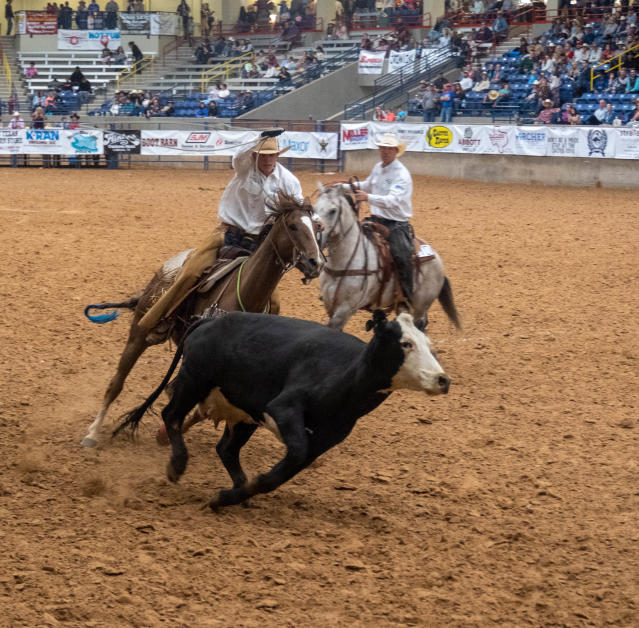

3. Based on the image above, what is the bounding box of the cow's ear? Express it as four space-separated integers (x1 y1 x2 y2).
366 310 387 333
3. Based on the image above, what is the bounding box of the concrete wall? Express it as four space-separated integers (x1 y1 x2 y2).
239 60 367 121
344 150 639 189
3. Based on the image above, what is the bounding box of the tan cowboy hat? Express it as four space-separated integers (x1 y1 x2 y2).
252 136 291 155
488 89 500 101
374 132 406 157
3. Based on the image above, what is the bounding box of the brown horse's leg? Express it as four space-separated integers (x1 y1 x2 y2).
269 287 281 315
81 326 149 447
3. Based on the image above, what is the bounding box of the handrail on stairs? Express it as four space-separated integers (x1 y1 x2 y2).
116 55 154 90
590 41 639 91
200 52 253 93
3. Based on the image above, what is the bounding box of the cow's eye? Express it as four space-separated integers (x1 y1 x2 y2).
401 341 413 350
289 224 297 231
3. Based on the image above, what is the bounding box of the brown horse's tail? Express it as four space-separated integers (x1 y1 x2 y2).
438 277 461 329
112 316 212 438
84 298 139 324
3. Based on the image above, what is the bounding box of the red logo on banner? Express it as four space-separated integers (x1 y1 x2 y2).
100 34 110 46
186 133 211 144
69 35 79 45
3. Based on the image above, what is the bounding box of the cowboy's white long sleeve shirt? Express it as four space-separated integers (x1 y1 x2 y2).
360 158 413 222
217 142 303 235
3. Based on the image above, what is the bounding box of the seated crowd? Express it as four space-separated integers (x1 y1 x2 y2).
27 65 94 115
406 8 639 125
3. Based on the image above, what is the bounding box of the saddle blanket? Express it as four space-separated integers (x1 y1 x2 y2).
418 243 435 259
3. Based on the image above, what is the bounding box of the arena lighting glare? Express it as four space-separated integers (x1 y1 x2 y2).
270 13 277 23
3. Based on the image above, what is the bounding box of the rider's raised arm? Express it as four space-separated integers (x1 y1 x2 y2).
231 142 257 178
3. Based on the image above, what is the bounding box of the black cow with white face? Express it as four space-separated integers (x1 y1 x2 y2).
116 310 450 510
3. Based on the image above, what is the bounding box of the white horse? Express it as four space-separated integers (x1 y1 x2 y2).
314 184 460 331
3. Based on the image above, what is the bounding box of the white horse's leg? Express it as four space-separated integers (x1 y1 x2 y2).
328 302 359 330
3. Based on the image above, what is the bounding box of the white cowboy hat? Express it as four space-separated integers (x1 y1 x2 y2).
12 111 20 116
374 133 406 157
252 136 291 156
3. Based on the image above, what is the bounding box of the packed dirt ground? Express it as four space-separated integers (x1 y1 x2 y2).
0 168 637 627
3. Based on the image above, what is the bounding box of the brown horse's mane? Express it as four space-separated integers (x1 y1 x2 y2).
265 192 313 218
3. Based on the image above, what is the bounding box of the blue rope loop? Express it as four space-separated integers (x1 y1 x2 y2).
84 304 120 324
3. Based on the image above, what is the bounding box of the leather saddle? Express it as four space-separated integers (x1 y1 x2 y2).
196 247 249 294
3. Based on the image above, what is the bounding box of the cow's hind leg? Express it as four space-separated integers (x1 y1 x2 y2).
163 377 201 483
81 330 149 447
216 422 258 488
207 404 309 510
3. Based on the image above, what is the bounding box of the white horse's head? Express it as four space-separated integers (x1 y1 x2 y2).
314 184 357 249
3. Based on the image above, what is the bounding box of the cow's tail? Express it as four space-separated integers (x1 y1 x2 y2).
84 298 139 324
438 277 461 330
112 316 212 438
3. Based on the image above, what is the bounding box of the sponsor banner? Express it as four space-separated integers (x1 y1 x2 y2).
120 13 151 32
424 124 457 152
58 29 120 50
150 13 178 35
280 131 338 159
513 126 548 157
575 126 615 158
369 121 426 152
452 125 484 153
388 49 416 74
340 123 370 150
614 126 639 159
0 129 104 155
0 129 24 153
546 126 580 158
481 126 516 155
24 12 58 34
358 50 385 75
141 130 257 156
103 129 141 155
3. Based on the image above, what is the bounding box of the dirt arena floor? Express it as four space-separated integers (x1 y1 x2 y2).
0 168 637 627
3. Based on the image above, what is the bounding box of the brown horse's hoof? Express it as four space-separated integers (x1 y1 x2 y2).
156 425 170 446
166 461 180 483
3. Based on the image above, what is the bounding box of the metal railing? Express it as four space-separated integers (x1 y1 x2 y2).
343 46 456 120
116 55 154 91
1 41 12 95
201 52 254 93
590 42 639 91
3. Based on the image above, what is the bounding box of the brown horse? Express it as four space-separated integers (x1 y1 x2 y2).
81 196 322 448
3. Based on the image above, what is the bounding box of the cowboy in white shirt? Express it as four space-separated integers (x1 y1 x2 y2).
354 133 416 302
140 130 301 330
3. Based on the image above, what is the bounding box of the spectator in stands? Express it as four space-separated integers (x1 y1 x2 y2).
201 2 212 38
492 11 508 43
534 99 559 124
593 99 609 124
128 41 144 72
70 66 85 87
207 99 217 117
76 0 89 29
472 71 490 92
385 108 396 121
476 23 493 45
421 84 438 122
25 62 38 79
278 65 292 83
112 45 127 65
373 105 386 121
104 0 118 29
32 106 45 128
31 91 43 111
471 0 485 14
567 105 581 125
439 83 454 122
459 71 474 93
78 77 92 101
207 82 221 99
48 76 62 92
195 101 208 117
627 99 639 125
44 91 58 112
588 42 602 65
8 110 24 129
176 0 192 44
627 68 639 92
217 83 230 99
5 0 13 36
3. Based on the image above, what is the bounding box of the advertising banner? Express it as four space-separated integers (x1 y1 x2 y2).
0 129 103 155
451 124 485 154
369 122 426 152
58 29 120 50
103 130 141 156
340 123 370 150
0 129 24 153
388 49 416 74
512 126 548 157
280 131 338 159
614 126 639 159
140 130 260 157
546 126 580 158
358 50 385 75
424 124 458 152
575 126 616 158
150 13 178 35
25 12 58 34
120 14 151 32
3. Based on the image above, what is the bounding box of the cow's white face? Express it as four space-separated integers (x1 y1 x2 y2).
391 313 450 395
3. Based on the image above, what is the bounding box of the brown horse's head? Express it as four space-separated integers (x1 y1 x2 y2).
265 193 323 282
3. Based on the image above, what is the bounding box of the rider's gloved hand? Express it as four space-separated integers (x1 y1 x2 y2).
261 127 284 138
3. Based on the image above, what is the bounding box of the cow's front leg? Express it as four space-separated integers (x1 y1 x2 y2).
207 406 309 510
